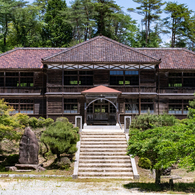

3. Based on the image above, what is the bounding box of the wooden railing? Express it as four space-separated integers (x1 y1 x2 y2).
0 87 41 93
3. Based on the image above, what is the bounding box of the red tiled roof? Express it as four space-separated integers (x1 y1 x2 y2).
82 85 122 94
0 48 65 69
137 48 195 69
43 36 160 63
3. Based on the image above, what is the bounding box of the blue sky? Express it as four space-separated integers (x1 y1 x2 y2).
28 0 195 44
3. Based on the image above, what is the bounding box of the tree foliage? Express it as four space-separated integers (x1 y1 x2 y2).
42 0 73 47
0 0 194 50
40 119 79 161
130 113 176 131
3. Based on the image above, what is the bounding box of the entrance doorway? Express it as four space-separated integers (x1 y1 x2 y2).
87 99 116 125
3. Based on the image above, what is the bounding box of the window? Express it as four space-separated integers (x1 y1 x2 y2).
64 71 93 85
125 99 139 114
169 100 182 114
0 72 34 87
64 99 78 113
20 73 34 87
169 99 192 115
183 73 195 87
168 73 182 87
5 99 34 114
110 71 139 85
141 99 154 113
110 104 116 113
87 104 93 113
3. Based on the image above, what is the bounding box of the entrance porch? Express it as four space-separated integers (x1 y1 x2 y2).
81 85 121 127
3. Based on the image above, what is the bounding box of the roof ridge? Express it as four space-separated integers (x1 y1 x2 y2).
182 48 195 55
43 36 160 62
15 47 67 50
43 36 101 61
101 36 160 61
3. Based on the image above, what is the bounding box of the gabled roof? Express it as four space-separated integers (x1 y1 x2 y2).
0 48 65 69
81 85 121 94
43 36 160 64
137 48 195 69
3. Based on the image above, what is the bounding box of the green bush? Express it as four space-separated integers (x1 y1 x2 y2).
138 157 152 169
14 113 29 128
41 119 79 161
44 118 54 127
56 117 69 123
29 117 54 128
29 117 39 128
130 113 176 131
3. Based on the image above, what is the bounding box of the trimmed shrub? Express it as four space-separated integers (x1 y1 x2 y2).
138 157 152 169
56 117 69 123
44 118 54 127
130 113 176 131
41 119 79 161
14 113 29 127
29 117 39 128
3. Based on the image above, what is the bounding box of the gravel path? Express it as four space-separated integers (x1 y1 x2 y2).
0 179 186 195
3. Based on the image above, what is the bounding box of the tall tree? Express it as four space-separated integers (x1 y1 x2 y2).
128 0 165 46
93 0 120 38
42 0 72 47
11 5 41 47
164 2 193 48
0 0 26 51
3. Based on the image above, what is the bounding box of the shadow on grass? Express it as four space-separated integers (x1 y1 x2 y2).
124 182 195 193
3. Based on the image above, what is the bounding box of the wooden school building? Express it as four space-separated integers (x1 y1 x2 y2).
0 36 195 128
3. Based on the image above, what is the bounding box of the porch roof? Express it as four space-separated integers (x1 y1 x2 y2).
81 85 122 94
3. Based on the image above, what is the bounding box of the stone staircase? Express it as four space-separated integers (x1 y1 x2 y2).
78 132 133 179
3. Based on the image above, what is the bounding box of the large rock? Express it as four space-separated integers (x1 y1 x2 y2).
19 127 39 164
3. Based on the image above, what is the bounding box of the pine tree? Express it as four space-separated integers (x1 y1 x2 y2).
128 0 165 46
42 0 72 47
93 0 120 38
164 2 192 48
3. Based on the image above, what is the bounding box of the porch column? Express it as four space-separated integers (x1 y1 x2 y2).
116 103 119 126
84 103 87 127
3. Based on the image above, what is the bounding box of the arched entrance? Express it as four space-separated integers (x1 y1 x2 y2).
85 98 118 125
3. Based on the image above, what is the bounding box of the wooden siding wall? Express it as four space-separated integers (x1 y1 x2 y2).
47 70 62 86
94 70 109 85
48 97 62 114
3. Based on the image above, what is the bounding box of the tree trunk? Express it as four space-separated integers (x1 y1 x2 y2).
155 169 161 185
57 153 61 162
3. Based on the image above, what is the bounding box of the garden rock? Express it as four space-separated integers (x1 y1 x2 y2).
18 127 39 164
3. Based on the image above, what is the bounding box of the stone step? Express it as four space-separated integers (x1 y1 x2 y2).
78 172 133 177
79 152 127 156
16 170 32 172
80 145 127 148
82 132 124 135
79 163 131 168
79 159 131 163
81 135 125 138
81 138 126 141
79 155 130 159
80 149 127 153
79 167 133 172
80 141 127 145
79 176 133 179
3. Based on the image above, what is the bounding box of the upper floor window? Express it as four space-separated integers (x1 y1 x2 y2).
64 71 93 85
168 72 195 88
110 71 139 85
0 72 34 87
